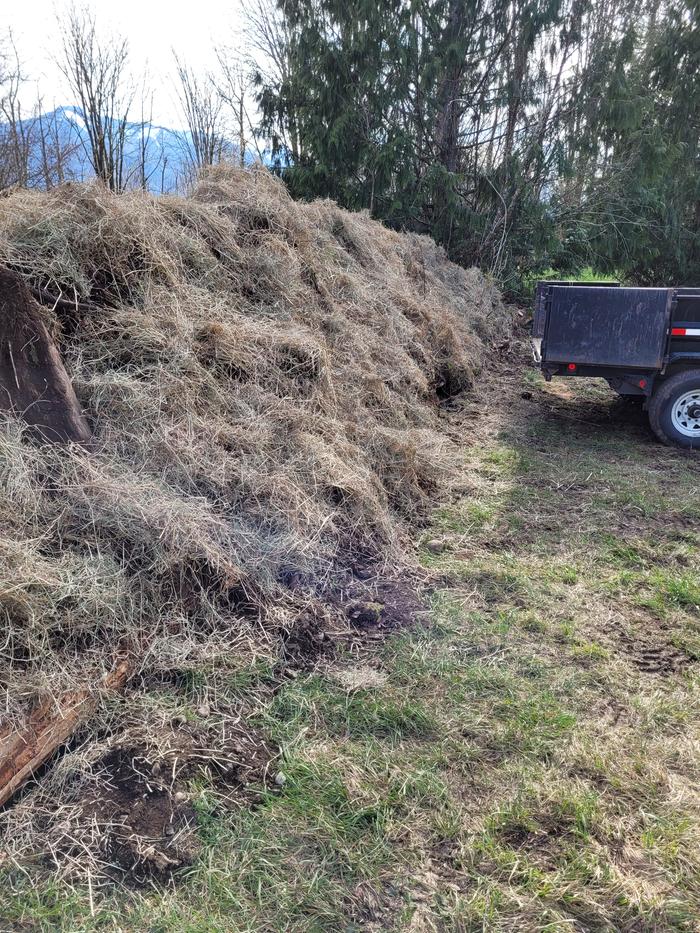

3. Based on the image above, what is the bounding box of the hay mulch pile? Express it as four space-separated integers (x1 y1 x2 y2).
0 165 506 880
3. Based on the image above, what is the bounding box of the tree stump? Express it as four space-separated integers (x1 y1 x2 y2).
0 267 90 444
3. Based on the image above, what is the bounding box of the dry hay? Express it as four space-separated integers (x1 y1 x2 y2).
0 165 506 877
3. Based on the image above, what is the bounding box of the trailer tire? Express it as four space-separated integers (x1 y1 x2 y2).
648 369 700 449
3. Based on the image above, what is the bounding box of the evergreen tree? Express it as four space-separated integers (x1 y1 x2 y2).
253 0 699 290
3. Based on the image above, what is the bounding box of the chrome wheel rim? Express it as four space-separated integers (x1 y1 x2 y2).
671 390 700 437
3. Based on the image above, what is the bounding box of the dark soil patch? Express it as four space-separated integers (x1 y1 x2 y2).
79 746 200 882
339 574 429 631
604 615 690 676
71 719 275 883
278 571 428 667
280 607 335 667
157 718 275 800
541 392 651 432
345 599 384 629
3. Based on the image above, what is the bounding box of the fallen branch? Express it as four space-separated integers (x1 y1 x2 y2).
29 285 102 315
0 661 130 808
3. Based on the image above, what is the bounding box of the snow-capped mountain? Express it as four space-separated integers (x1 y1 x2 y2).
23 106 216 192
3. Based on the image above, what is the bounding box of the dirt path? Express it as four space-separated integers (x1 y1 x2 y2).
2 339 699 932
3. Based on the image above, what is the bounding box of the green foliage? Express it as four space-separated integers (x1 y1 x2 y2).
256 0 699 293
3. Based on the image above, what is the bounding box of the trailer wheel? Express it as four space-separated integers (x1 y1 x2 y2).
649 370 700 448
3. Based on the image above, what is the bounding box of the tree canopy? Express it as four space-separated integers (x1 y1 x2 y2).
255 0 699 291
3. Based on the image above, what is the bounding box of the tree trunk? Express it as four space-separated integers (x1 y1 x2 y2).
0 267 91 445
503 12 529 164
434 0 467 175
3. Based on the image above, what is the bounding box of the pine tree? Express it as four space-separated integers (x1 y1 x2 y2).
253 0 699 289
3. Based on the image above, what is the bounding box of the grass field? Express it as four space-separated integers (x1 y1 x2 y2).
3 345 699 932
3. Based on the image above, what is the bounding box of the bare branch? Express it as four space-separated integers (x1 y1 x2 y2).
56 6 134 191
173 52 229 175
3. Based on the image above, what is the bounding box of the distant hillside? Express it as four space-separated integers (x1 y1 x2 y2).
22 106 218 192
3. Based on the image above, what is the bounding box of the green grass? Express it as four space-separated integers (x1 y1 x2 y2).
522 265 622 297
266 675 435 742
2 361 699 931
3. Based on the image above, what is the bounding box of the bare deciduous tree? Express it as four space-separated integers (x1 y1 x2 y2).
1 33 81 190
173 53 228 174
0 33 32 188
57 7 134 191
133 78 168 193
216 51 264 167
242 0 301 163
36 102 82 187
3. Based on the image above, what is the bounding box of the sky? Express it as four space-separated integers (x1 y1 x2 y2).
7 0 246 128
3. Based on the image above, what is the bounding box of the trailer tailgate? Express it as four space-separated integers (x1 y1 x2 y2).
544 286 670 369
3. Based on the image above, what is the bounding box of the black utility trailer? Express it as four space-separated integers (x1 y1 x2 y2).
532 282 700 448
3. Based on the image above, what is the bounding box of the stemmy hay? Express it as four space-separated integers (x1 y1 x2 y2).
0 165 506 876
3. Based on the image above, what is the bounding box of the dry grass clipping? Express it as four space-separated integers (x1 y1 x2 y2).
0 165 505 874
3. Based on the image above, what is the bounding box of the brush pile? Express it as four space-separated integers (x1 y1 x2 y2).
0 165 505 877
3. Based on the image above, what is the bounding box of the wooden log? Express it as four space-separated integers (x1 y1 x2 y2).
0 267 91 444
0 661 130 808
